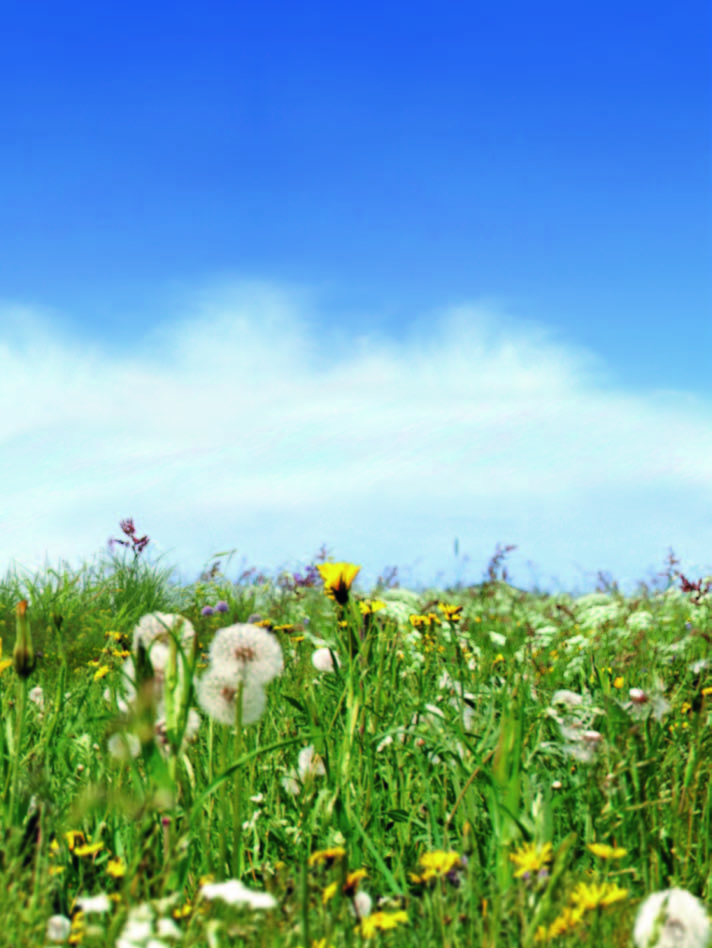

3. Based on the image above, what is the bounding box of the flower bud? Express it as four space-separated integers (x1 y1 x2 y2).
13 600 36 679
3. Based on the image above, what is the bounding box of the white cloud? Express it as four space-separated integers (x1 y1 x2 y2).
1 279 711 597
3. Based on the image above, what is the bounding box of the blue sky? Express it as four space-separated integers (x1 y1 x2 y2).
1 1 710 597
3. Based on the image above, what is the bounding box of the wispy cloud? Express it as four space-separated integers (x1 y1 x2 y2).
2 279 711 596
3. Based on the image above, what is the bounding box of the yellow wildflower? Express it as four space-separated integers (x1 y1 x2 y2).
343 869 368 895
322 881 338 904
359 910 409 938
569 881 628 911
316 563 361 605
547 906 585 938
74 841 104 858
613 676 624 689
587 843 627 860
308 847 346 867
509 841 553 878
94 665 110 681
107 858 126 878
358 600 386 616
65 831 86 850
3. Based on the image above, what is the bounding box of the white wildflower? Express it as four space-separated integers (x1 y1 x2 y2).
376 735 394 752
281 775 301 796
551 690 583 708
108 732 141 761
352 890 373 918
196 670 266 726
312 647 340 672
633 888 711 948
75 893 112 914
29 686 44 711
133 613 195 654
115 902 180 948
46 914 71 942
200 878 277 909
298 745 326 779
207 623 283 686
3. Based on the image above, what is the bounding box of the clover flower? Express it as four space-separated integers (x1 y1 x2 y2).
207 623 283 686
633 888 711 948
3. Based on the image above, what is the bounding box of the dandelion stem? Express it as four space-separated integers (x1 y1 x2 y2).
231 679 244 879
7 677 28 828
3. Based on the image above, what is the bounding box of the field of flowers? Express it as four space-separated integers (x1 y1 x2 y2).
0 520 710 947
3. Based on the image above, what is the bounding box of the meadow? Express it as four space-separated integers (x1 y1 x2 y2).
0 519 710 948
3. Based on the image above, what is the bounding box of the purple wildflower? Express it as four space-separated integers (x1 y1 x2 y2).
202 606 215 617
215 601 229 614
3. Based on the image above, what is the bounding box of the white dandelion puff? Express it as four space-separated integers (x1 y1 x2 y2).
633 888 711 948
108 732 141 760
312 647 340 672
208 623 283 686
46 915 72 943
132 612 195 654
351 890 373 919
197 669 267 726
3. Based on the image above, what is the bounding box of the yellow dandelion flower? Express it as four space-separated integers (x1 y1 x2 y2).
0 659 12 674
74 842 104 858
359 910 409 938
547 905 585 938
587 843 627 860
107 857 126 878
509 842 553 878
358 600 386 616
64 831 85 850
322 881 338 904
308 847 346 867
569 881 628 911
613 676 624 689
702 687 712 697
316 563 361 605
439 603 463 620
344 868 368 894
94 665 110 681
418 851 461 875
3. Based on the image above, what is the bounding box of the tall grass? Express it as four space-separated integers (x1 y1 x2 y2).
0 526 709 947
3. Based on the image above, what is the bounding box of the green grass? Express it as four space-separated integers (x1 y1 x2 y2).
0 537 710 947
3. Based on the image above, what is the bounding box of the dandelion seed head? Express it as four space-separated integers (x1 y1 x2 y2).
208 623 283 686
197 669 266 725
312 648 340 672
132 613 195 654
633 888 711 948
47 915 72 942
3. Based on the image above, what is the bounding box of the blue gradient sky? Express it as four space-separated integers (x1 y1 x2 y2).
1 1 710 596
